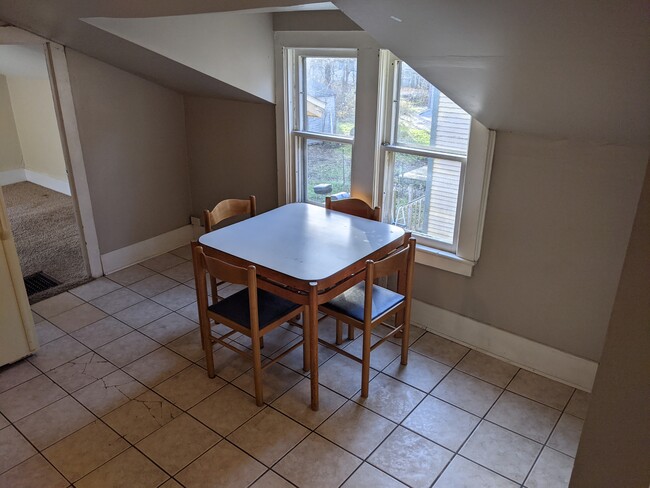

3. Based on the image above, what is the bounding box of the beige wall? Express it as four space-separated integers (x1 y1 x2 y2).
570 163 650 487
184 96 277 219
413 132 648 361
6 76 67 181
66 49 191 254
0 75 23 172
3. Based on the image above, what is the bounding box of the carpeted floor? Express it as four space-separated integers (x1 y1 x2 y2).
2 181 90 303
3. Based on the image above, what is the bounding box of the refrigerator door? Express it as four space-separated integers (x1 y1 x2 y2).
0 189 37 366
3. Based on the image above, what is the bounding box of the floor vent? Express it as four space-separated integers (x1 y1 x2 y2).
24 272 60 296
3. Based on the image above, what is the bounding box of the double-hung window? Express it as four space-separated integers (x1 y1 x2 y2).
290 49 357 205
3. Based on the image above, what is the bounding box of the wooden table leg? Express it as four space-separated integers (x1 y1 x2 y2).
308 282 319 411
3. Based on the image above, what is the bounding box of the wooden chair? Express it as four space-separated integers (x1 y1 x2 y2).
203 196 256 303
192 244 305 406
318 236 416 397
325 196 381 222
325 196 382 343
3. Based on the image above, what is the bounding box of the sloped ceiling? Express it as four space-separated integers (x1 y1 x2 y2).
334 0 649 146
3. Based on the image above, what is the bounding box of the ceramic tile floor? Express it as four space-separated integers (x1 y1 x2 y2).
0 247 590 488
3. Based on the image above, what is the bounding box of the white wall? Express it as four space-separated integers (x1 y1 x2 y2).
0 74 23 173
6 76 67 183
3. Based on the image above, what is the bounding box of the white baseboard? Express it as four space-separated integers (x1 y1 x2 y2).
100 225 193 275
410 299 598 392
0 169 71 195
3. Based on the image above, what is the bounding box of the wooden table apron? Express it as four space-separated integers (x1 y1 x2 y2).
198 203 405 410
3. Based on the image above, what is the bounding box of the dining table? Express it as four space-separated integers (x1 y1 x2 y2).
198 202 405 410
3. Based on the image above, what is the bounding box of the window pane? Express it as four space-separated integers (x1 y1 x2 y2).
390 152 461 245
303 139 352 205
303 57 357 136
396 63 471 155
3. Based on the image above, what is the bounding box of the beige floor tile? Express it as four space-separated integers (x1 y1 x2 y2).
317 401 396 458
90 288 146 315
198 346 252 381
72 316 133 349
31 292 84 319
35 321 66 345
318 354 379 398
176 301 199 323
524 446 574 488
107 264 156 286
161 261 195 283
228 407 309 466
375 323 426 347
368 426 453 488
565 389 590 420
123 348 191 387
28 335 90 372
0 454 68 488
113 299 172 328
403 396 480 451
342 334 403 370
189 384 261 436
154 364 225 410
433 456 518 487
176 440 266 488
128 274 178 298
46 352 117 393
151 285 196 311
432 370 502 416
235 327 301 357
49 303 107 333
0 360 40 394
0 374 66 421
460 421 542 483
43 420 128 482
275 433 361 488
76 447 169 488
136 413 220 475
232 363 303 404
456 350 519 388
170 245 192 260
278 342 334 374
103 390 182 443
139 312 197 344
167 330 205 361
354 373 426 423
0 425 37 474
383 351 451 393
547 413 583 457
70 277 122 302
15 395 95 450
486 391 561 443
507 370 574 411
32 311 45 324
95 331 160 367
73 370 147 416
159 479 183 488
410 332 469 366
250 471 294 487
0 414 7 429
141 253 186 272
341 463 407 488
272 378 347 430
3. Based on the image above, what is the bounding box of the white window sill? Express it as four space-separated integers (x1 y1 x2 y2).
415 244 475 277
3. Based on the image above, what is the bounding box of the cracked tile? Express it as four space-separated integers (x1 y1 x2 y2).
73 370 147 416
28 335 90 372
47 352 117 393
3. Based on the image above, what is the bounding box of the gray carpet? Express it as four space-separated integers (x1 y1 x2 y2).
2 181 90 303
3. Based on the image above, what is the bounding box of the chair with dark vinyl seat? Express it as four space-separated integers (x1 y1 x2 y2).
318 235 416 397
203 195 256 303
325 196 382 344
192 244 305 406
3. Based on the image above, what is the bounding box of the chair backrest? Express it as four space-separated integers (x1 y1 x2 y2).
191 244 261 331
204 195 257 231
325 196 381 222
364 235 416 321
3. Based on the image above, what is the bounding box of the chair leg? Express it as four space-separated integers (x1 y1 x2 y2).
361 327 371 398
260 337 265 349
335 319 343 345
347 323 354 341
252 335 264 407
203 332 215 379
401 314 411 366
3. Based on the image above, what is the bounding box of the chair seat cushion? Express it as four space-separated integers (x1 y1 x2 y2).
323 282 404 322
208 288 301 330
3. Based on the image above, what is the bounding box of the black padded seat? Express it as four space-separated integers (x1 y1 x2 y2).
323 282 404 322
208 288 301 330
